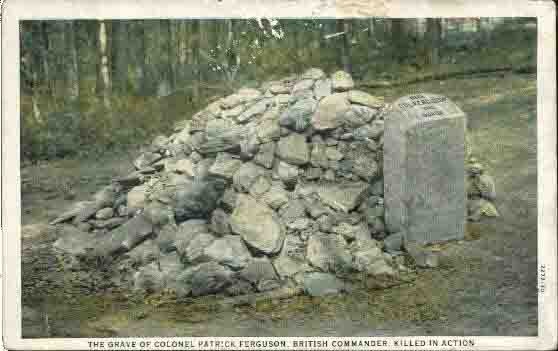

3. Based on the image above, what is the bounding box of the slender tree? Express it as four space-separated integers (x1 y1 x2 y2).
426 18 442 65
111 21 130 93
98 20 111 109
64 21 79 104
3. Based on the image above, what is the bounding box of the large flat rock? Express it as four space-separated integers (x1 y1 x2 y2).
316 181 369 213
311 93 351 131
229 194 285 255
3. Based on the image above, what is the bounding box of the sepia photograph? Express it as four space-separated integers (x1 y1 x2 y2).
2 0 556 349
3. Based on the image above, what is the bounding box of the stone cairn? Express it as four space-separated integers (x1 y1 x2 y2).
50 68 498 299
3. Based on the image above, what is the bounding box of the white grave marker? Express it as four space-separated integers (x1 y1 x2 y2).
384 93 467 244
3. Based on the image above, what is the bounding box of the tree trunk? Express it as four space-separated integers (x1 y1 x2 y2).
336 19 351 73
426 18 442 65
98 20 111 109
177 21 188 83
191 20 201 103
391 19 411 63
166 20 175 90
112 21 130 93
40 22 53 97
135 22 149 95
65 21 80 105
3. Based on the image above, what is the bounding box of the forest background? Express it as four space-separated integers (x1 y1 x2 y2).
19 18 536 162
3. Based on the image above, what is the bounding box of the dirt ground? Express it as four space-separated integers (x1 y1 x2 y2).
21 71 538 337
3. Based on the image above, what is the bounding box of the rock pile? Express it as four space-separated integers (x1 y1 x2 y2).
49 68 497 299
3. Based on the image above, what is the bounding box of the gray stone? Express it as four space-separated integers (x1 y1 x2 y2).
303 198 329 219
210 208 231 236
272 94 291 106
351 153 379 181
166 158 195 176
220 188 238 213
353 121 384 140
276 134 310 165
325 137 338 146
304 167 322 180
316 181 369 213
143 202 173 227
287 218 312 231
279 98 317 132
332 222 369 241
325 147 344 161
279 199 307 223
368 120 385 139
467 198 500 221
133 262 167 293
273 254 312 278
233 162 267 193
310 142 329 168
126 239 160 267
195 158 217 180
302 68 326 80
369 216 386 234
156 223 180 253
276 161 299 188
347 90 384 108
199 122 250 154
323 169 336 182
316 215 334 232
311 93 351 131
344 105 377 128
257 118 281 143
353 248 397 280
364 204 384 224
292 79 315 93
221 89 262 109
254 142 276 169
475 174 497 200
134 152 163 170
115 214 154 252
405 241 440 268
249 176 272 198
95 207 114 220
383 232 404 253
225 279 255 296
384 93 467 244
209 153 243 179
261 182 290 209
269 83 290 95
190 151 202 163
177 232 215 264
291 89 314 101
257 279 281 292
240 257 279 284
89 217 127 230
127 185 148 211
173 179 225 222
241 132 260 160
230 194 285 254
237 99 269 123
188 262 234 296
331 71 354 92
300 272 347 297
204 235 252 270
370 179 384 196
306 234 352 274
313 78 332 101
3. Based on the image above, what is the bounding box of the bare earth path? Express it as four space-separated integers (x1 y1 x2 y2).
21 72 538 337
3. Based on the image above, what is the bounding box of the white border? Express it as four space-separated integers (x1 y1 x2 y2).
2 0 556 350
